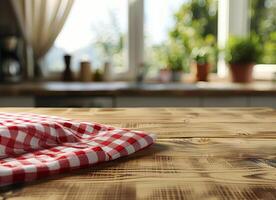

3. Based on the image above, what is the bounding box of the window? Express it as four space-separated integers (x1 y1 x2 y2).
144 0 218 77
44 0 128 73
43 0 273 80
144 0 184 77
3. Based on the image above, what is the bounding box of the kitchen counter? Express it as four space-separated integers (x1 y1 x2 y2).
1 107 276 199
1 81 276 97
1 82 276 108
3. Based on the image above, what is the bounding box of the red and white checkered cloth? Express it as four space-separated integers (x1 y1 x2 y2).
0 112 155 187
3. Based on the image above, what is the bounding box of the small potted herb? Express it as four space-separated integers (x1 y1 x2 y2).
225 35 262 83
165 41 185 82
191 47 212 82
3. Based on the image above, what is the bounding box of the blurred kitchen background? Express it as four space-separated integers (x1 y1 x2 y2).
0 0 275 108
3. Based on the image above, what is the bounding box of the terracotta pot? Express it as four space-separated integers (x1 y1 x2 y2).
229 63 254 83
159 69 172 83
194 63 210 82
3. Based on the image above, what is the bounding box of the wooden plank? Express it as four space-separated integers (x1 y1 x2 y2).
121 122 276 139
0 107 275 122
1 138 276 199
0 108 276 138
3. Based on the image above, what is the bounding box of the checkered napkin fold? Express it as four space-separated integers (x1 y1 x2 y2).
0 112 155 187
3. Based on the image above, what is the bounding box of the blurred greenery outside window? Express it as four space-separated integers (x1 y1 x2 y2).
145 0 218 77
249 0 276 64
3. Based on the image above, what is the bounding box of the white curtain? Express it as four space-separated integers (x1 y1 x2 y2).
11 0 74 77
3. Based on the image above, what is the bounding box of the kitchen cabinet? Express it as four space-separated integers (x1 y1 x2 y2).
202 96 248 107
0 96 35 107
35 96 114 108
249 96 276 108
0 96 276 108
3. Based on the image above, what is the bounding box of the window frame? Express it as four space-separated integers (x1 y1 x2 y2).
113 0 144 81
130 0 252 81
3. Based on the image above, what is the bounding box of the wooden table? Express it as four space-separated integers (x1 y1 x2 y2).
1 107 276 199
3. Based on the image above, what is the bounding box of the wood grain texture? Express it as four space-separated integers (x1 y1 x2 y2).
1 107 276 199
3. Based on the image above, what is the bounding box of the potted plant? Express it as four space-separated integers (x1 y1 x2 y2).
167 55 184 82
191 47 212 82
225 35 262 83
165 41 185 82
